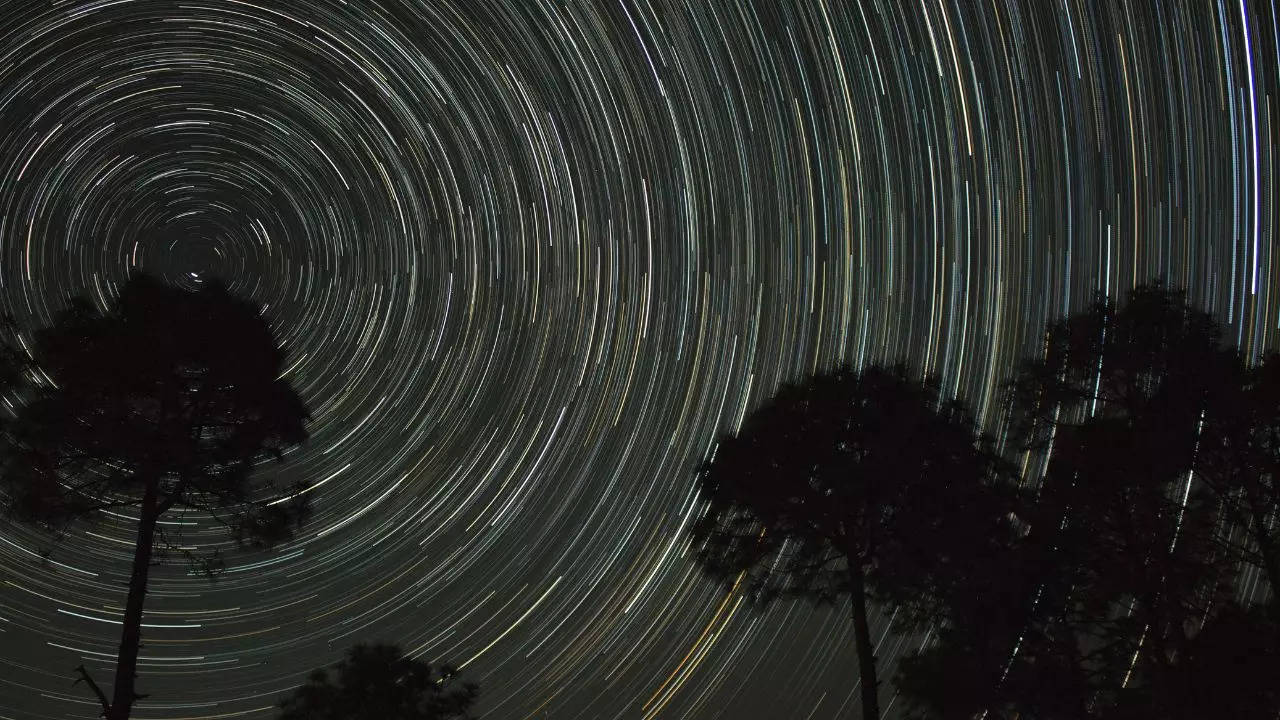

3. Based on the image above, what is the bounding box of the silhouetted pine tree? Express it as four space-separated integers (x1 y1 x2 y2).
898 283 1250 719
0 273 310 720
689 364 1016 719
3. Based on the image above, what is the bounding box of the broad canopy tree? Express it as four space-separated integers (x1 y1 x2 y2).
896 282 1280 718
0 272 311 720
999 284 1254 713
689 364 1015 720
277 643 478 720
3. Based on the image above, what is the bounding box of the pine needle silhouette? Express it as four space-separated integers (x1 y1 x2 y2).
689 363 1015 719
0 272 310 720
897 282 1278 719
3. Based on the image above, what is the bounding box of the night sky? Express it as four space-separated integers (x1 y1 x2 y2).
0 1 1277 718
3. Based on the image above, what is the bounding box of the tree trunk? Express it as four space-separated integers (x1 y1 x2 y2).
847 562 881 720
106 477 159 720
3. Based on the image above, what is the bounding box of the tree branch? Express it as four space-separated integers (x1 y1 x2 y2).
155 476 192 515
72 664 111 717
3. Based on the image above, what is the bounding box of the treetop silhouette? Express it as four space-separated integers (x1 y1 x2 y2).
1005 281 1233 453
897 281 1279 719
690 363 1017 719
0 272 311 720
276 643 478 720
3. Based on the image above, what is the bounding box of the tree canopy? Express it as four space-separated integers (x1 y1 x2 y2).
896 281 1279 719
277 643 478 720
0 272 311 720
690 363 1016 719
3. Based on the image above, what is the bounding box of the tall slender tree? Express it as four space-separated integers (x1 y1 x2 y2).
0 273 310 720
689 364 1015 719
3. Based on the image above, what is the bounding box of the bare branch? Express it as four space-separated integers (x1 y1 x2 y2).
72 664 111 716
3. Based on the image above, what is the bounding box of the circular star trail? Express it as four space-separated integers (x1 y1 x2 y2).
0 1 1277 718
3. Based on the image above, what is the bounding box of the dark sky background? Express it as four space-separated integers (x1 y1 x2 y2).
0 1 1276 718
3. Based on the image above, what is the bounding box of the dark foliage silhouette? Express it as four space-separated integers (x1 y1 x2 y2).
689 363 1015 719
0 273 310 720
1004 283 1236 714
897 282 1271 719
1102 601 1280 720
893 540 1093 720
276 643 478 720
1197 350 1280 599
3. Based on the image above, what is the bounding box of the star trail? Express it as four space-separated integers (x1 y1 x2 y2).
0 1 1277 718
